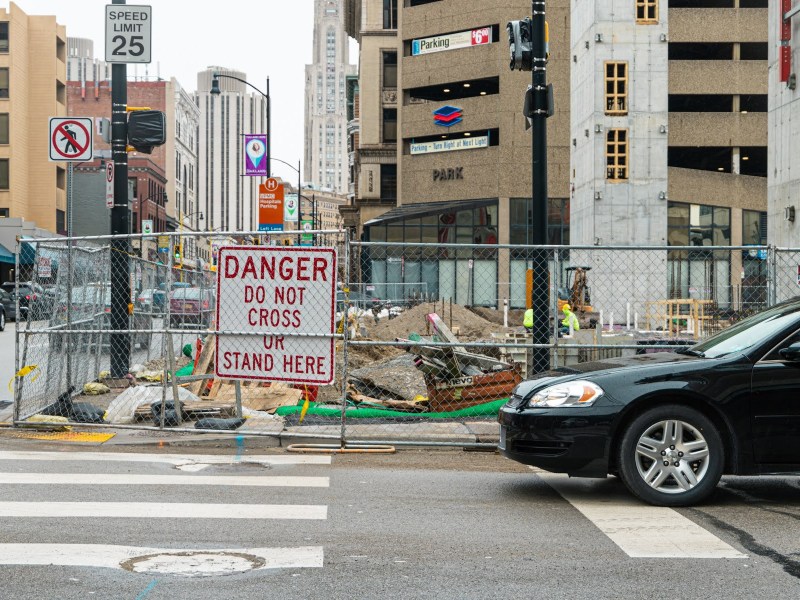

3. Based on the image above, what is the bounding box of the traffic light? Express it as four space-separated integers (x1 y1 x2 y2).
507 18 533 71
127 110 167 154
174 244 182 263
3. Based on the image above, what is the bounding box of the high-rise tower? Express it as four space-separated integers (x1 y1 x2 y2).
304 0 356 193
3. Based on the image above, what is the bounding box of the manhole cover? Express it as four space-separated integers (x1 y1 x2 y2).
121 551 264 577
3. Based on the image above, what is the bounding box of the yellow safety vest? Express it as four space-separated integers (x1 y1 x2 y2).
523 309 534 328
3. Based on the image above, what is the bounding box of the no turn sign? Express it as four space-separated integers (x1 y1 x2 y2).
49 117 93 162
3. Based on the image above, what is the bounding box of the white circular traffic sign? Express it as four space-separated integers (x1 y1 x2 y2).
49 117 93 162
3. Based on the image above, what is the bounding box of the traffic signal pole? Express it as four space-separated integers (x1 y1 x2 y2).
529 0 550 374
110 0 130 378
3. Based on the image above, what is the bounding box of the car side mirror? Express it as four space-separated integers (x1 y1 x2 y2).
778 342 800 362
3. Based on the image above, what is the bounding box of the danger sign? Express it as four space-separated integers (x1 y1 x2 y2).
49 117 93 162
214 246 337 385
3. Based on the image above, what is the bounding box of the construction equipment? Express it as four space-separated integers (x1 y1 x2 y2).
558 266 595 317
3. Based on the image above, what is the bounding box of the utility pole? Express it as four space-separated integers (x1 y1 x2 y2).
109 0 130 377
508 3 551 374
529 0 550 374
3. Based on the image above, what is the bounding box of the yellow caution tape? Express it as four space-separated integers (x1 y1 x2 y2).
8 364 39 393
298 386 311 424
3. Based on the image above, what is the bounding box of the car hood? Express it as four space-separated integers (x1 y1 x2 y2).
513 352 706 398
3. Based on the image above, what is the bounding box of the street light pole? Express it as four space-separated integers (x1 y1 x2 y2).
110 0 130 378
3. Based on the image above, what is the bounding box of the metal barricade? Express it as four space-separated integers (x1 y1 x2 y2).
11 235 800 448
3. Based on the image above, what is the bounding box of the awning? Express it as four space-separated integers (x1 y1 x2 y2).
363 199 496 226
0 243 14 265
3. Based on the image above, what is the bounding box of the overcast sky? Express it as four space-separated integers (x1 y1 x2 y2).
10 0 355 184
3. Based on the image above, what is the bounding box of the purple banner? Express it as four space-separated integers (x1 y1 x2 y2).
244 134 268 176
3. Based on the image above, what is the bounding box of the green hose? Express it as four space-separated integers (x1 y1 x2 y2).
275 398 508 419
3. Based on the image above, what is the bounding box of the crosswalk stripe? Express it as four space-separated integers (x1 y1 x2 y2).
0 473 329 487
0 502 327 520
539 473 746 559
0 544 324 570
0 450 331 466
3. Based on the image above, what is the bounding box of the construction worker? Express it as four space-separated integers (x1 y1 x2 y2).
560 304 580 335
523 308 534 333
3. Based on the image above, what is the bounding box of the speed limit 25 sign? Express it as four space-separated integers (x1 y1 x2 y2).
105 5 152 64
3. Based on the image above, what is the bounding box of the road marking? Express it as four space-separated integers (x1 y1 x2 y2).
0 431 115 443
0 450 331 466
0 544 324 570
0 502 327 520
0 473 329 487
539 473 746 558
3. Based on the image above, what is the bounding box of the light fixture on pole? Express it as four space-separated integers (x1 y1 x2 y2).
210 72 271 178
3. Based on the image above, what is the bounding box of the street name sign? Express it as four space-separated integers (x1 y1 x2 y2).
49 117 93 162
105 5 152 64
215 246 337 385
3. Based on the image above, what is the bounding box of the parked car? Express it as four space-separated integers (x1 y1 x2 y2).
499 297 800 507
51 285 153 350
0 288 17 322
136 289 164 314
169 287 215 329
1 281 52 320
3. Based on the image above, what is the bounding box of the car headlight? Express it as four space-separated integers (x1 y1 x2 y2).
528 380 604 408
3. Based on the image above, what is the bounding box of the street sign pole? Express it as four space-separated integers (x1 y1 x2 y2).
110 0 130 378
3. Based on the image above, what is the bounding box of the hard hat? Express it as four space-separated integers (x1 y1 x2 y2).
562 304 571 313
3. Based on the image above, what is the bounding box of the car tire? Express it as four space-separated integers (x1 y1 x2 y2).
617 404 723 507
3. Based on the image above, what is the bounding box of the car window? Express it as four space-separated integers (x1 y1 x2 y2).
762 329 800 361
172 288 202 300
693 305 800 359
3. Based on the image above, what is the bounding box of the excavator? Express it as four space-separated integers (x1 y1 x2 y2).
557 266 595 318
527 265 596 324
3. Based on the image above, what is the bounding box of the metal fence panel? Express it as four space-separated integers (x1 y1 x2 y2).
12 236 800 447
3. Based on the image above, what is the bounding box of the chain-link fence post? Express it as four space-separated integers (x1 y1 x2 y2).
12 238 21 424
339 232 350 447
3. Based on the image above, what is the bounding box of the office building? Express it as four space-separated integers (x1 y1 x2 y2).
0 2 67 235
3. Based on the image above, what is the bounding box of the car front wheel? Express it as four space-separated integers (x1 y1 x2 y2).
618 405 723 507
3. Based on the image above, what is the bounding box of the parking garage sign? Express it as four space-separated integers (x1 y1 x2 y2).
411 27 492 56
215 246 337 384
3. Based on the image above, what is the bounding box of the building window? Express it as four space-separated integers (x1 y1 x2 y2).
0 68 8 98
742 210 767 246
56 209 66 235
0 22 8 53
636 0 658 23
0 208 8 218
606 129 628 181
382 51 397 89
605 62 628 115
0 113 8 144
382 108 397 143
383 0 397 29
380 164 397 201
0 159 7 189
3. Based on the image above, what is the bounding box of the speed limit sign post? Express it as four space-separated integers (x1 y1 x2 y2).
105 4 152 63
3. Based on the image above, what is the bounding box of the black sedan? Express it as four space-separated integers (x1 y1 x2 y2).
499 298 800 507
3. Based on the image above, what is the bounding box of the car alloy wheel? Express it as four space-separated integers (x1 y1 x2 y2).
0 310 5 331
618 405 723 506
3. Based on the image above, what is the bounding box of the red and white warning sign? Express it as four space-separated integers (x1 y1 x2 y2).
215 246 337 385
49 117 93 162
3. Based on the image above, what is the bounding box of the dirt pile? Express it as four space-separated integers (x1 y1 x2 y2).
366 302 512 341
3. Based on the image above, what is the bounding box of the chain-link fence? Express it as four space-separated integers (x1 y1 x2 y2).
11 235 800 447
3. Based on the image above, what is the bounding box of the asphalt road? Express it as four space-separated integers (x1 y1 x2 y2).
0 443 796 599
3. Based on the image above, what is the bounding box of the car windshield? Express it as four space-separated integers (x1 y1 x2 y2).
691 303 800 359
